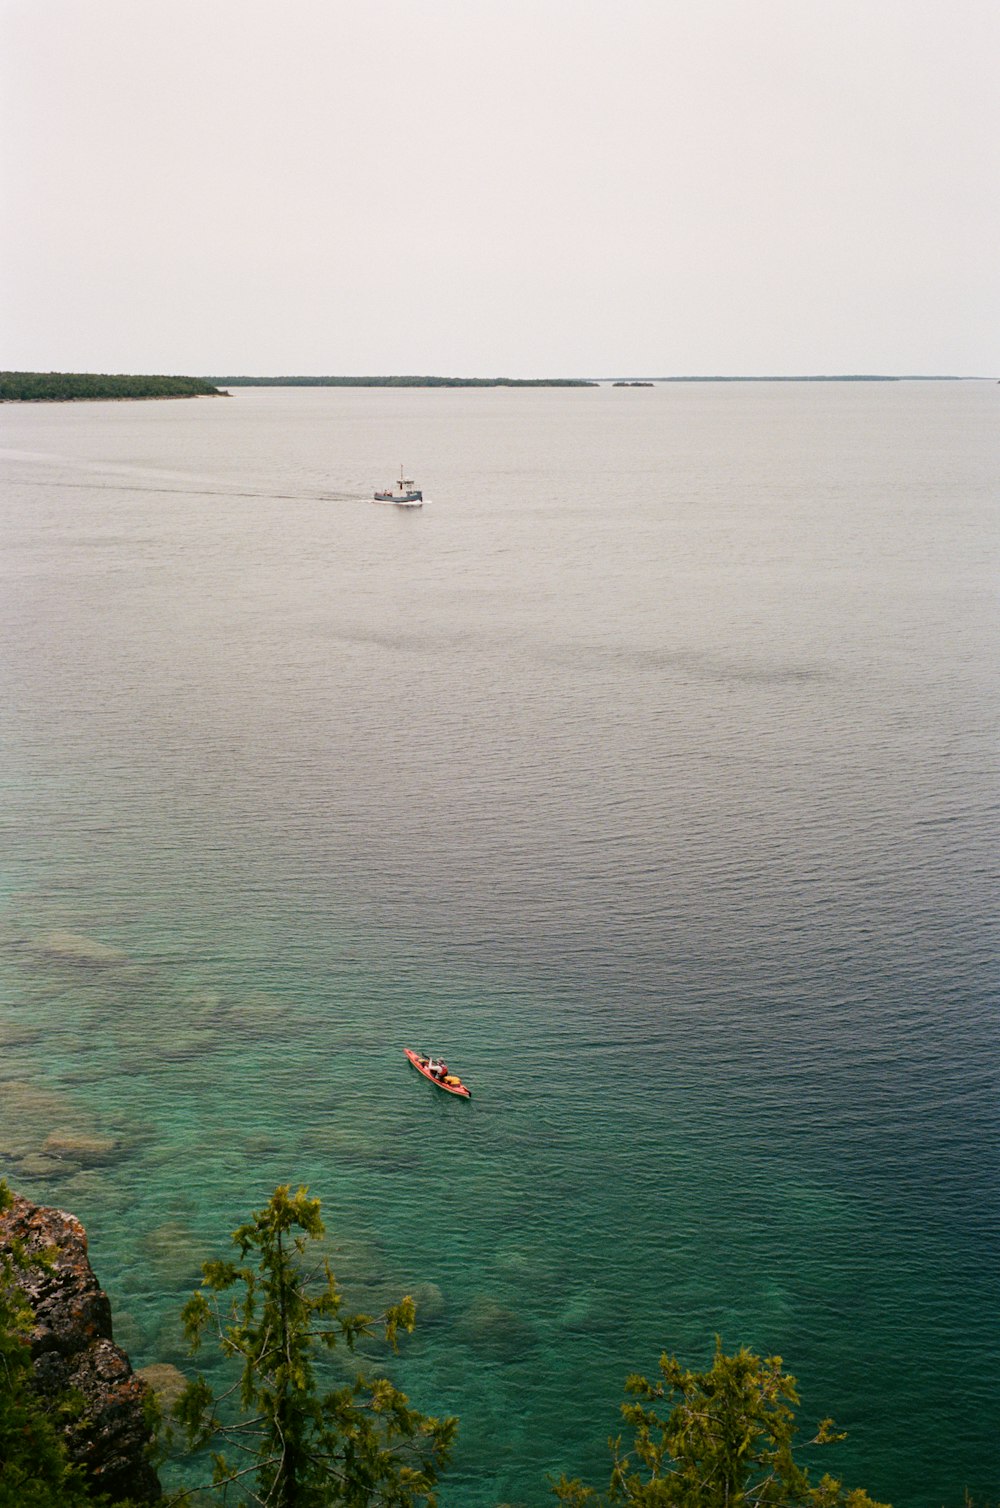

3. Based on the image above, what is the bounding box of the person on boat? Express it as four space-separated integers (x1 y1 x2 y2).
427 1058 447 1079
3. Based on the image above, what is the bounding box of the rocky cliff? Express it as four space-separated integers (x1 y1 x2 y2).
0 1191 162 1502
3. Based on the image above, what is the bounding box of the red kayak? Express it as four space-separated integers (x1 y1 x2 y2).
404 1048 472 1099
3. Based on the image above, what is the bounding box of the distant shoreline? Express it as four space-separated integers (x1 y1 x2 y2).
1 371 990 403
641 374 985 383
210 373 987 387
205 375 598 388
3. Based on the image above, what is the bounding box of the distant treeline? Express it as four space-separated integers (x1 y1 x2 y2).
213 373 974 387
1 371 225 401
206 374 598 388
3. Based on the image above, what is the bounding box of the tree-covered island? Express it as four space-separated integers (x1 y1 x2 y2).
0 372 226 401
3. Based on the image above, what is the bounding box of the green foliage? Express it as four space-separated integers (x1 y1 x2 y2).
170 1184 455 1507
0 371 223 401
552 1338 890 1508
0 1181 108 1507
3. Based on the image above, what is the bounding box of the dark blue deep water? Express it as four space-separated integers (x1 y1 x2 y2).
1 383 997 1505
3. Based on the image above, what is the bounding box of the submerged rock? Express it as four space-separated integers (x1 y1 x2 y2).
0 1080 78 1159
111 1308 146 1356
0 1081 129 1183
0 1190 161 1502
0 1018 45 1048
43 1129 121 1165
222 993 289 1033
34 930 130 967
456 1295 539 1360
138 1220 205 1288
136 1361 188 1411
59 1169 113 1205
555 1289 598 1329
410 1280 447 1322
1 1078 74 1122
14 1152 65 1181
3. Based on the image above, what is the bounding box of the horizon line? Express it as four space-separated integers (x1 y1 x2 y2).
4 368 994 385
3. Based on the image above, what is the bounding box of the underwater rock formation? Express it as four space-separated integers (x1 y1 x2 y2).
0 1190 161 1502
33 930 130 967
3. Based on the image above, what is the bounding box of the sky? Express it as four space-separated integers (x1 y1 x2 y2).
2 0 997 378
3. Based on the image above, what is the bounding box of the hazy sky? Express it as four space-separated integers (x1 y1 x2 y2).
2 0 997 376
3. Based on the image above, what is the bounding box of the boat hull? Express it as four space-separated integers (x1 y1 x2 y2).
404 1048 471 1098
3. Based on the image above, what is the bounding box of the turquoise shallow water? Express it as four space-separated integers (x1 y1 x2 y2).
0 384 997 1505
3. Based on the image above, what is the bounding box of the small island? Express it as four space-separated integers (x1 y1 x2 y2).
612 380 654 387
1 371 226 402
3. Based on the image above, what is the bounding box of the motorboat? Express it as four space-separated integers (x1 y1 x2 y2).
374 468 423 507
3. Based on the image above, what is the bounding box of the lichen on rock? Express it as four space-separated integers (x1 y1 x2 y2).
0 1190 162 1502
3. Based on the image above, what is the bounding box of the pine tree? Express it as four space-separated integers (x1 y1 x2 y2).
553 1338 890 1507
172 1185 455 1507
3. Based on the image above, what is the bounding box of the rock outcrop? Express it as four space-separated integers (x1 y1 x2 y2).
0 1191 161 1502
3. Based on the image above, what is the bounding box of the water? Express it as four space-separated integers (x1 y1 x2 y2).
1 383 997 1506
